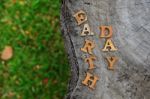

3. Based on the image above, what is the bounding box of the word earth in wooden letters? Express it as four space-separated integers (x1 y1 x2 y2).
74 10 99 90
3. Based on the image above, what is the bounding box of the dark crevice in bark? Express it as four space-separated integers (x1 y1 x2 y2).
61 0 79 99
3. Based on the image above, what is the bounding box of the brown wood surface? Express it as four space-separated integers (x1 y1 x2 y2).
61 0 150 99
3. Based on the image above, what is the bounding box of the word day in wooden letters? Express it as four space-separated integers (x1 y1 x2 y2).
99 26 118 70
73 10 118 89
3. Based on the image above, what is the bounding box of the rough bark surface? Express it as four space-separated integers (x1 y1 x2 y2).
61 0 150 99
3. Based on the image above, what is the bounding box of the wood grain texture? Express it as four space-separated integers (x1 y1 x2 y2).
61 0 150 99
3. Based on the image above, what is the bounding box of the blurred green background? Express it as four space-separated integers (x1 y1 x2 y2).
0 0 70 99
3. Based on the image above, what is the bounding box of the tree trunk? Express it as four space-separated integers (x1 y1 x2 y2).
61 0 150 99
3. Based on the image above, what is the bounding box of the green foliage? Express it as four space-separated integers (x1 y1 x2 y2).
0 0 70 99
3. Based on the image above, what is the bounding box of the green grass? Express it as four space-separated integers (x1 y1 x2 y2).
0 0 70 99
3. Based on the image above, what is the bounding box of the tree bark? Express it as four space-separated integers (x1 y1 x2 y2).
61 0 150 99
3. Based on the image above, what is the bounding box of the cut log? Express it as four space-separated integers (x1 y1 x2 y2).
61 0 150 99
